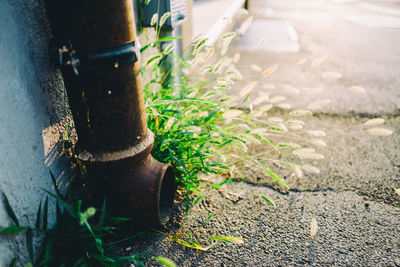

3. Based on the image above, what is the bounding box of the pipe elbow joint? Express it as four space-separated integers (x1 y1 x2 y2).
83 146 176 225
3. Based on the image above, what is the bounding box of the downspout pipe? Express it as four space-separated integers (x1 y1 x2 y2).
45 0 176 224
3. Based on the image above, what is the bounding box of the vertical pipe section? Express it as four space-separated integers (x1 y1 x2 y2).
46 0 176 224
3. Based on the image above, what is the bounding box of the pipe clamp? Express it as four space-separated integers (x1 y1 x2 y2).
58 40 141 75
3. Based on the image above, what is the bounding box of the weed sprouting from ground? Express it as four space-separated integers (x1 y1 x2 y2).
1 177 148 267
140 28 297 204
3 6 397 266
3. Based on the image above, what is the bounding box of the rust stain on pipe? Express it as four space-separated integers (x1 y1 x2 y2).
46 0 176 224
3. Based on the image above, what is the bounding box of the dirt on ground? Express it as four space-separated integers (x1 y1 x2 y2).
118 0 400 265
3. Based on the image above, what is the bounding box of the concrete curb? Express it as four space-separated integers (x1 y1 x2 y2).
203 0 246 46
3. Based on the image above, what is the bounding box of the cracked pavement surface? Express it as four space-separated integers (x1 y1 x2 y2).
122 0 400 265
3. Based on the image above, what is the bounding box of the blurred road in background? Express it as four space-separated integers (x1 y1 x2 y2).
236 0 400 115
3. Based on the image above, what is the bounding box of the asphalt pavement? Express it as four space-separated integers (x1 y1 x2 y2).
126 0 400 265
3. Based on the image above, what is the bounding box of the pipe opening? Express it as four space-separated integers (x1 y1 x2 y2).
159 166 176 221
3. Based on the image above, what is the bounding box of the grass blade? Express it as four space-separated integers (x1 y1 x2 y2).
212 178 237 188
2 192 19 226
260 195 276 206
253 160 288 188
168 149 192 179
146 54 162 66
98 195 107 228
8 257 18 267
43 237 52 267
255 134 280 153
204 108 221 122
1 226 27 235
43 196 48 230
169 236 211 251
49 170 63 200
26 228 34 263
106 231 144 247
192 194 203 207
43 190 77 218
158 36 182 43
35 200 42 229
170 54 187 67
56 202 62 224
185 190 190 216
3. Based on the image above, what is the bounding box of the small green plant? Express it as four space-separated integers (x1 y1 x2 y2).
1 173 147 267
140 17 295 210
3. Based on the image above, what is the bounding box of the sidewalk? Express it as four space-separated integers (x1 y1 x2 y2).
128 0 400 265
192 0 245 45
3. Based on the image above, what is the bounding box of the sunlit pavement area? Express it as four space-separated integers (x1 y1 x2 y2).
130 0 400 265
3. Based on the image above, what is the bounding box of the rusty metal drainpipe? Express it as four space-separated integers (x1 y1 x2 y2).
45 0 176 224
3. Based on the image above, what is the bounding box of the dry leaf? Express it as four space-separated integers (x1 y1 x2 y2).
253 95 270 105
277 103 292 109
269 96 286 104
367 128 393 136
238 16 254 35
261 64 278 78
310 218 319 239
303 164 320 174
281 84 300 94
364 118 385 126
304 87 325 95
258 104 273 112
232 53 241 63
294 166 303 178
251 64 262 73
321 71 342 79
394 188 400 197
349 85 366 94
311 55 328 68
310 139 327 147
307 99 330 110
307 130 326 137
